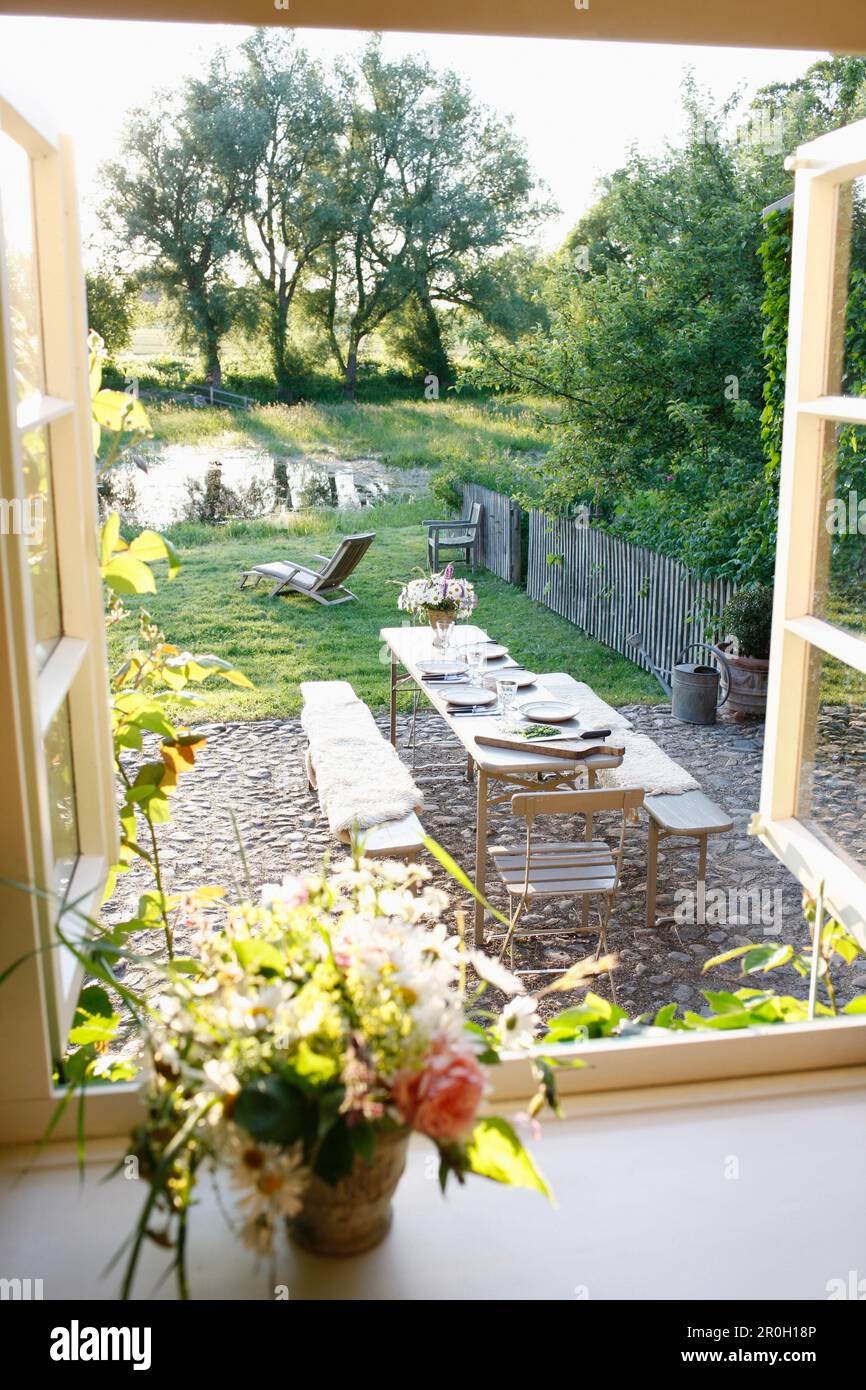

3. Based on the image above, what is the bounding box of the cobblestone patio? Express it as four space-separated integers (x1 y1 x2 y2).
107 696 866 1021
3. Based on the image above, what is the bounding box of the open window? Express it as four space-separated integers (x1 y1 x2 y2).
757 117 866 951
1 78 866 1150
0 88 116 1129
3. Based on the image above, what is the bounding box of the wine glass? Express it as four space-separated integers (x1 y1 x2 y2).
431 618 453 651
496 678 520 731
467 641 486 687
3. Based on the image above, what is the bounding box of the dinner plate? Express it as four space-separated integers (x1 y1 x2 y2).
517 698 580 723
486 669 537 689
481 643 508 660
445 685 498 708
418 659 468 677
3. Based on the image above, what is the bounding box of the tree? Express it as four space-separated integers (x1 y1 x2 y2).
103 101 245 386
306 38 553 397
85 267 138 356
470 88 769 552
192 30 344 394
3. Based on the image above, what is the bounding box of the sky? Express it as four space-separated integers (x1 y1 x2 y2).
0 17 824 252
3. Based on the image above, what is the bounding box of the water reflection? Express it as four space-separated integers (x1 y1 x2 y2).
99 443 427 528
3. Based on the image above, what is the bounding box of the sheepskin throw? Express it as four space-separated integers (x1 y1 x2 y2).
597 730 699 797
300 681 423 835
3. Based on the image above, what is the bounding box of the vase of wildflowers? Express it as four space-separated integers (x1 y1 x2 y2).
397 564 477 645
126 854 553 1284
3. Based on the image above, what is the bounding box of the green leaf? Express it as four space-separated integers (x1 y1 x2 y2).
75 985 113 1022
68 1010 120 1046
702 944 754 971
741 944 794 974
100 512 121 567
92 389 151 437
293 1041 339 1083
233 938 285 976
465 1117 552 1200
233 1076 316 1151
314 1116 355 1186
653 1003 678 1028
128 529 180 580
102 553 156 595
843 994 866 1014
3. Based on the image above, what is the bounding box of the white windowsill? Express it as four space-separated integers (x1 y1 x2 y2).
1 1071 864 1301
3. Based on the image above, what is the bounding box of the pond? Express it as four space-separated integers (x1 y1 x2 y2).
99 442 430 528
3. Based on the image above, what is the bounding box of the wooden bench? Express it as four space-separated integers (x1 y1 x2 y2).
347 813 425 862
644 790 734 929
301 680 425 864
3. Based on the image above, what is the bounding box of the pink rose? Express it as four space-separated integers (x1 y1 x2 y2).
392 1035 485 1142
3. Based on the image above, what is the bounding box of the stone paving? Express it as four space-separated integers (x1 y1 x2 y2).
106 697 866 1022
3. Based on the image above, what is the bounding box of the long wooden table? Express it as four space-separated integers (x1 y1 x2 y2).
380 624 625 946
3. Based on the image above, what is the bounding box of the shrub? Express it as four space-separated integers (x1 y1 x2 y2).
722 583 774 659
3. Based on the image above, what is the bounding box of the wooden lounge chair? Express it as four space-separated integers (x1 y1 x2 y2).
239 532 375 605
424 501 482 571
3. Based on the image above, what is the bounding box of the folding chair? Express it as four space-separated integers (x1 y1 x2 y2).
490 787 645 980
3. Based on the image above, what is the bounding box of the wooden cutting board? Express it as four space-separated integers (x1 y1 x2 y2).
474 734 624 762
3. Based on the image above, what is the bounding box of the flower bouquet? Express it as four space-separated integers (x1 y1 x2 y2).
125 855 551 1290
397 564 477 643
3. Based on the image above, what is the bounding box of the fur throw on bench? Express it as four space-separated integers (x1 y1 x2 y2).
300 681 423 834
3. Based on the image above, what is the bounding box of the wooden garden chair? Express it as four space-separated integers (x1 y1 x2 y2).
239 532 375 605
490 786 645 982
424 501 482 571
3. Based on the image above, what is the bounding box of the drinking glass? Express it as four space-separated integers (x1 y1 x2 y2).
497 678 520 731
467 641 486 687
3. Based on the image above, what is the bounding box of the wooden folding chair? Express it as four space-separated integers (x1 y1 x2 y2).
490 786 645 980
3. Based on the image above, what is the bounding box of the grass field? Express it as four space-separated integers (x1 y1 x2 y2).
145 397 552 472
110 514 661 722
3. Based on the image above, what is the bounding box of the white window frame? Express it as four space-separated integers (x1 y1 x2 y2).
1 99 866 1150
756 117 866 950
0 89 117 1139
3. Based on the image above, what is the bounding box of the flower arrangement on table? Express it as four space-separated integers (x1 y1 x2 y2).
397 563 477 620
124 855 553 1293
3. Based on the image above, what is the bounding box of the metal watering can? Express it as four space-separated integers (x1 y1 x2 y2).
627 635 732 726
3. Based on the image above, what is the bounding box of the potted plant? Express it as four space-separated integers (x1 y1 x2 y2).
122 855 553 1292
397 563 477 644
717 583 773 718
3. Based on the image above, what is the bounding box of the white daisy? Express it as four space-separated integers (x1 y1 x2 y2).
468 950 526 996
497 995 539 1046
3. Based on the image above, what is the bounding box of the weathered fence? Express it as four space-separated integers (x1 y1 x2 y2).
462 483 522 585
526 511 736 681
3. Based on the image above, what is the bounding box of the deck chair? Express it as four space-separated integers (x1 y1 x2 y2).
239 532 375 605
490 786 645 985
424 501 482 572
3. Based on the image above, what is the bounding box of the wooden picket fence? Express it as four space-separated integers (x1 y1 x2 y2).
462 483 522 585
526 511 736 681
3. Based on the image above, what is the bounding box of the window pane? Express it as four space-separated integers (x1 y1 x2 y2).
812 418 866 643
0 129 44 403
20 427 62 669
43 698 78 896
797 646 866 872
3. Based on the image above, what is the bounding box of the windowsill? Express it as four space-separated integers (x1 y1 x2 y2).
2 1071 864 1300
4 1014 865 1147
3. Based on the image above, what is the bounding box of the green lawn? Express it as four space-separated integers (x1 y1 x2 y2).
145 397 551 471
112 518 661 722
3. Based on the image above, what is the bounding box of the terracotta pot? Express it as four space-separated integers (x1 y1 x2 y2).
289 1129 409 1257
718 642 770 719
